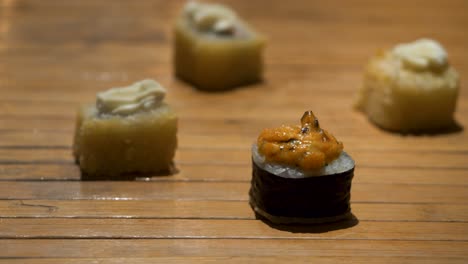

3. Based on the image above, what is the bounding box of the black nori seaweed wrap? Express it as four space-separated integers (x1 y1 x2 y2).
249 159 354 224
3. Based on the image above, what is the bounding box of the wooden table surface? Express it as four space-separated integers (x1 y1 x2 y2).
1 0 468 263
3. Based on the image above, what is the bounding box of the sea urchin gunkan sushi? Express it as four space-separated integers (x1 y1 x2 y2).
250 111 355 224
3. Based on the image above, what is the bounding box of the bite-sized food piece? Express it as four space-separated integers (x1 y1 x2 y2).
355 38 460 132
73 79 177 178
174 1 265 91
250 111 355 224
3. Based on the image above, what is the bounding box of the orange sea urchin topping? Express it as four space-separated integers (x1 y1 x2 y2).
257 111 343 170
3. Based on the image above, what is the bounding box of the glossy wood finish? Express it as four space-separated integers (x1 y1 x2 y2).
1 0 467 262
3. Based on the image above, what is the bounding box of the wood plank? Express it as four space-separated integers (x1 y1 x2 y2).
3 0 467 21
0 181 466 204
1 21 467 48
0 105 467 137
0 256 467 264
1 239 467 258
1 164 467 185
2 134 468 155
1 218 467 241
1 94 468 112
0 239 468 259
2 31 467 66
1 99 468 134
1 129 468 153
2 95 468 116
1 147 468 170
1 200 467 222
2 84 468 106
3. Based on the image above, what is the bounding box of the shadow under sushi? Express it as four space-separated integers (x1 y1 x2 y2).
176 77 266 94
255 212 359 233
412 121 463 136
373 120 464 136
80 166 178 181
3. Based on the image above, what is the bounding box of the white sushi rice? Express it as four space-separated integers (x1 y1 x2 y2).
252 144 355 178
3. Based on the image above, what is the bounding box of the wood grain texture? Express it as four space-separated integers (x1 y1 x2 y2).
2 239 468 258
2 148 468 169
1 200 468 222
1 257 468 264
2 218 468 240
1 164 468 185
0 181 467 204
1 0 468 262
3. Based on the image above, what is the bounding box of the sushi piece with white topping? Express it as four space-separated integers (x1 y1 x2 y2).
355 39 460 132
174 1 265 91
73 79 177 178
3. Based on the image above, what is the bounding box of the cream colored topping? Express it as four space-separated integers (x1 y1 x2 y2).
184 1 237 34
96 79 166 116
393 39 448 71
212 19 235 34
